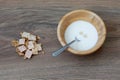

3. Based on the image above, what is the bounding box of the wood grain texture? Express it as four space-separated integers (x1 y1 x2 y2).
0 0 120 80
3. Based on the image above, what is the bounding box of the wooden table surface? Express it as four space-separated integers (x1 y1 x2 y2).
0 0 120 80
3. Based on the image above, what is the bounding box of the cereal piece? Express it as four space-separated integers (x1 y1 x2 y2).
28 34 36 41
21 32 30 38
36 43 42 51
11 40 19 47
25 39 29 46
32 48 38 55
27 41 35 49
18 38 25 45
17 45 27 52
16 48 24 56
36 35 40 40
25 49 32 59
18 52 24 56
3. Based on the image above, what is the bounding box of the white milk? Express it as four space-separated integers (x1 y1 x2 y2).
64 20 98 51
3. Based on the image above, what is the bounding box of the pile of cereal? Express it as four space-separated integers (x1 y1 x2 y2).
12 32 44 59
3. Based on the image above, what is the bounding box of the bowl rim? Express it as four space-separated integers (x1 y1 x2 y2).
57 9 107 55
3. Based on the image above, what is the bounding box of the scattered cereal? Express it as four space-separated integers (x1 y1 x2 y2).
12 32 44 59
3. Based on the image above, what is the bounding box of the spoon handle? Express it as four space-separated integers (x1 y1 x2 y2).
52 40 76 57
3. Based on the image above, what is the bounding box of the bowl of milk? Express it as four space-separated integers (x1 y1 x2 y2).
57 10 106 55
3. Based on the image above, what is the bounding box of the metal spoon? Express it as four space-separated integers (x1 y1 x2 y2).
52 37 80 57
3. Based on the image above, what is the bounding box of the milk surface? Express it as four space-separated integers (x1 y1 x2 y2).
64 20 98 51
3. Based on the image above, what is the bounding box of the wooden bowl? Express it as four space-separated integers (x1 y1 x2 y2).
57 10 106 55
